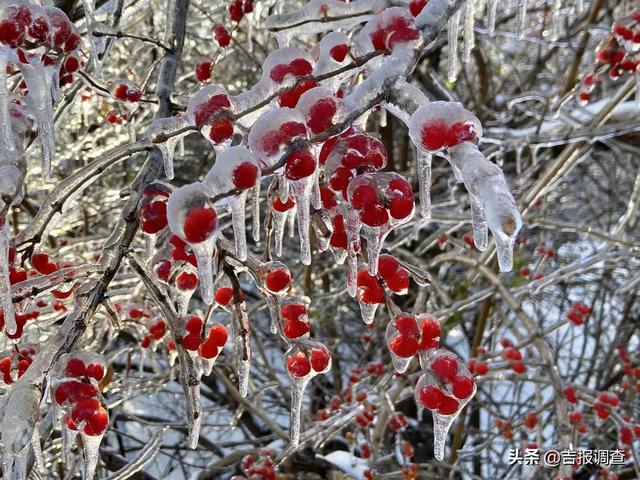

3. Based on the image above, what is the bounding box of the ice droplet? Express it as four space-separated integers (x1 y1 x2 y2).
447 10 462 82
463 0 476 64
147 117 192 180
416 148 432 219
432 412 456 461
358 301 378 325
230 194 249 261
516 0 527 39
192 240 216 305
81 432 104 480
0 219 16 336
289 376 310 447
251 183 261 242
470 195 488 251
487 0 498 35
290 178 314 266
238 358 251 397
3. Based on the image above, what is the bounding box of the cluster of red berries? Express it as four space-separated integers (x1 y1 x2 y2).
180 315 229 361
419 119 477 152
387 313 440 359
566 301 591 326
238 449 275 480
113 82 143 102
349 175 414 227
369 10 420 53
140 187 169 234
280 301 310 339
0 345 36 384
54 357 109 436
416 353 475 415
495 418 514 439
105 110 128 125
228 0 253 23
500 339 526 374
0 4 80 52
285 346 330 377
467 347 489 376
140 319 167 348
579 11 640 104
195 60 213 83
357 254 411 305
214 24 231 48
192 92 234 143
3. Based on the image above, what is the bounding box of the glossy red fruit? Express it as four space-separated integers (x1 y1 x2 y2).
420 120 449 151
140 200 168 234
431 356 458 382
232 162 259 189
330 44 349 62
199 341 219 359
196 60 213 82
283 320 309 339
285 150 316 180
452 376 474 399
409 0 428 16
357 270 385 304
389 336 419 358
183 207 218 243
437 394 460 415
287 352 311 377
208 324 228 346
310 348 330 372
360 204 388 227
176 272 198 291
395 315 419 337
417 384 444 409
65 358 86 377
185 315 203 334
265 269 290 293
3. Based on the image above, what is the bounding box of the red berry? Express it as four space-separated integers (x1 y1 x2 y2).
389 336 419 358
195 60 213 82
420 120 449 151
176 272 198 291
285 150 316 180
208 324 228 346
214 286 234 306
409 0 428 16
183 207 218 243
65 358 86 377
283 320 309 339
431 355 458 382
351 184 378 209
232 162 259 189
452 376 474 399
360 203 389 227
310 348 330 372
395 315 419 337
287 352 311 377
417 384 444 409
329 44 349 62
185 315 203 334
437 394 460 415
265 268 290 293
140 200 168 234
199 340 219 359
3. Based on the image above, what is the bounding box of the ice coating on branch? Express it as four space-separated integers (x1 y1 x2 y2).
347 172 414 275
414 349 476 461
203 146 260 261
146 116 192 179
186 85 235 148
265 0 379 41
167 183 219 303
448 142 522 271
356 7 421 56
415 0 451 30
284 341 331 446
463 0 476 63
248 107 309 168
1 382 40 480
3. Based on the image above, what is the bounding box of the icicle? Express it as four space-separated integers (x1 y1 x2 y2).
358 301 378 325
635 65 640 108
380 106 387 127
463 0 476 64
0 219 16 336
289 376 310 447
417 148 432 219
432 413 456 461
80 432 103 480
31 428 45 474
247 17 254 52
516 0 527 39
0 51 15 154
515 144 523 174
346 250 358 297
311 170 321 211
447 10 462 82
192 240 215 305
176 290 194 315
238 358 251 397
290 178 314 266
187 382 202 448
230 194 248 261
531 144 540 165
146 117 192 180
251 182 261 242
17 57 56 179
550 0 562 41
469 195 488 251
273 209 288 257
487 0 498 35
